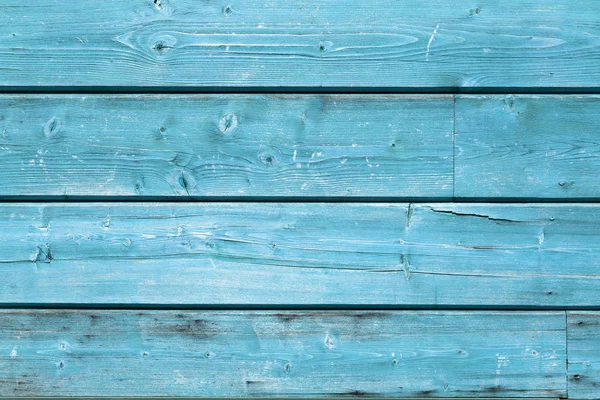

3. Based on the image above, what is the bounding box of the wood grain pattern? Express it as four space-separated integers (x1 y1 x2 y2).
567 312 600 399
455 95 600 199
1 203 599 306
0 310 566 397
1 1 599 88
0 95 452 198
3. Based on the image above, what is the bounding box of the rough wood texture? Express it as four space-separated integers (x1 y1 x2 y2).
1 1 599 88
0 310 566 397
455 95 600 199
0 95 452 198
567 312 600 399
1 203 599 306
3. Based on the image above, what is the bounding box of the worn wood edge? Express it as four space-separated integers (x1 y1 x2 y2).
0 398 564 400
0 396 564 400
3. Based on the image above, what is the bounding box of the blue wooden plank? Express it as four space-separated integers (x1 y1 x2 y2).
1 1 598 88
1 203 599 307
0 95 452 198
567 312 600 399
0 310 567 397
455 95 600 199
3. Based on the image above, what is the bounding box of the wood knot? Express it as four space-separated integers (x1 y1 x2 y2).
502 95 521 115
43 116 61 138
223 5 233 16
324 334 334 350
169 170 195 195
34 243 53 264
218 113 238 134
150 34 176 55
558 181 575 188
259 152 276 166
469 7 481 16
319 40 333 53
135 177 146 194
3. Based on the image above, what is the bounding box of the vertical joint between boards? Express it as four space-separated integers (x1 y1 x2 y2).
565 311 569 399
452 94 456 200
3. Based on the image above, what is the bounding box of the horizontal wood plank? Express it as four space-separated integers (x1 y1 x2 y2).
0 310 567 397
1 203 599 306
567 312 600 399
1 1 599 88
0 95 453 198
455 95 600 199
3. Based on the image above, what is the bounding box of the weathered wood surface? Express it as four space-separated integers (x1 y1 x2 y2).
455 95 600 199
0 95 452 198
2 203 599 306
0 310 566 397
1 1 599 89
567 312 600 399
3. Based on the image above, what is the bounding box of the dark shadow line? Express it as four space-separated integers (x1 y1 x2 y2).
1 304 599 311
0 86 600 95
0 196 600 203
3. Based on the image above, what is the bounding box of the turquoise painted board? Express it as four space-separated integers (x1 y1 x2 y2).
455 95 600 199
1 203 599 307
0 310 566 397
1 1 599 88
567 312 600 399
0 95 452 199
1 0 599 399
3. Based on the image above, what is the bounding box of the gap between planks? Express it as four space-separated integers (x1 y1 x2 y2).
4 198 600 203
1 87 600 95
0 305 597 312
